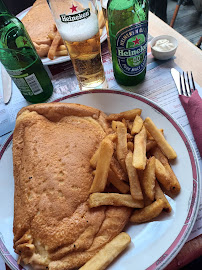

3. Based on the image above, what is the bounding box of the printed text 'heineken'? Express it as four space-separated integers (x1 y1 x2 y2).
108 0 149 86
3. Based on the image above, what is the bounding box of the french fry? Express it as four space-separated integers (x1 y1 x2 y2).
146 139 157 151
147 129 164 141
90 139 114 193
112 121 133 134
88 1 93 11
55 50 68 56
107 108 142 121
108 169 130 194
90 147 100 169
130 199 165 223
57 45 66 51
127 133 134 141
98 9 105 30
151 146 168 165
125 151 143 200
155 158 171 191
131 115 143 135
143 195 153 207
144 117 177 159
48 31 63 60
107 133 118 142
132 126 147 170
155 181 172 213
141 156 156 201
137 166 153 207
111 121 118 131
151 147 181 194
166 165 181 194
99 28 103 36
121 118 128 128
127 121 133 132
48 32 56 40
90 134 117 168
116 122 128 171
127 141 134 152
79 232 131 270
88 193 144 208
110 156 128 182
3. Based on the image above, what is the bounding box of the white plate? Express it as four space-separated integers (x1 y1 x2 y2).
0 90 200 270
17 5 107 66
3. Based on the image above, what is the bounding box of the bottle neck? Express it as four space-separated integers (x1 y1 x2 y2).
0 0 10 13
0 0 13 25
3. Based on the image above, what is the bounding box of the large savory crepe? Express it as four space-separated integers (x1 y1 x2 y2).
22 0 56 57
13 103 131 270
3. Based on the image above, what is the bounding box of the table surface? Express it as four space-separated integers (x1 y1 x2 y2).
149 12 202 86
149 12 202 269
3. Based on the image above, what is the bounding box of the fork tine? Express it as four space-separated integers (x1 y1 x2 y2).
191 71 196 91
186 72 191 96
179 73 183 95
182 72 188 96
187 72 191 93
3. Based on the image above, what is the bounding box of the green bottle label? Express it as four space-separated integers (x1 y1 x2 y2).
7 63 43 96
15 36 32 48
116 21 148 76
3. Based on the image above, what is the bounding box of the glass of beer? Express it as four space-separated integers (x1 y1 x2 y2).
48 0 106 90
101 0 111 53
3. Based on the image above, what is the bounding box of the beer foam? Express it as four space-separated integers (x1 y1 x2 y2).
56 13 99 42
101 0 108 9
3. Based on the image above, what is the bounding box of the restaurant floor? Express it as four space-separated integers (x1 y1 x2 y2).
166 0 202 46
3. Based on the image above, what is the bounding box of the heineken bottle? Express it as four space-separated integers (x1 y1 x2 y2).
0 0 53 103
107 0 149 86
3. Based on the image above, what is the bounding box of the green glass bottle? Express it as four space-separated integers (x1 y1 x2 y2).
0 0 53 103
107 0 149 86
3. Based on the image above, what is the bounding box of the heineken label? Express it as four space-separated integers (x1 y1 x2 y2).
60 7 91 23
116 21 148 76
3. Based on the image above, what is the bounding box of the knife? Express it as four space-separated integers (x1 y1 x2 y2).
1 65 12 104
171 68 181 95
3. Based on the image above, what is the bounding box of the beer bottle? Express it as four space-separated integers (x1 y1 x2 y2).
0 0 53 103
107 0 149 86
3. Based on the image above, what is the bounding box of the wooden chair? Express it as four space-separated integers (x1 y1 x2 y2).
169 0 184 28
169 0 202 49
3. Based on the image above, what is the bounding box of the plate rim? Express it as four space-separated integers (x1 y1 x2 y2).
0 89 201 270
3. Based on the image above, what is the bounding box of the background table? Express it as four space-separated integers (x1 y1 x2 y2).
149 12 202 86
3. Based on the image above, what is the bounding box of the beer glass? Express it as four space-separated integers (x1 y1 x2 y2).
101 0 111 53
48 0 106 90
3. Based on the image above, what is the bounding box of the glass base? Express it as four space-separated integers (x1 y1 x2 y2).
79 78 108 91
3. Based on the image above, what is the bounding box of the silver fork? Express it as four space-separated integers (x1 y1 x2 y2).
179 71 196 96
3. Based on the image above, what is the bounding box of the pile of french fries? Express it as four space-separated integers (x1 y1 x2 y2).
47 2 105 60
89 108 180 218
79 108 180 270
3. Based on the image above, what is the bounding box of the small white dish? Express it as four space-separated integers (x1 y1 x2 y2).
150 35 178 60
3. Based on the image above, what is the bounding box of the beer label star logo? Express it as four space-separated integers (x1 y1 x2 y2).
70 4 77 13
133 37 141 46
22 38 28 45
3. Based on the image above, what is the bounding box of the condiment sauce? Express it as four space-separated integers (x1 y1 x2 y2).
152 39 175 52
